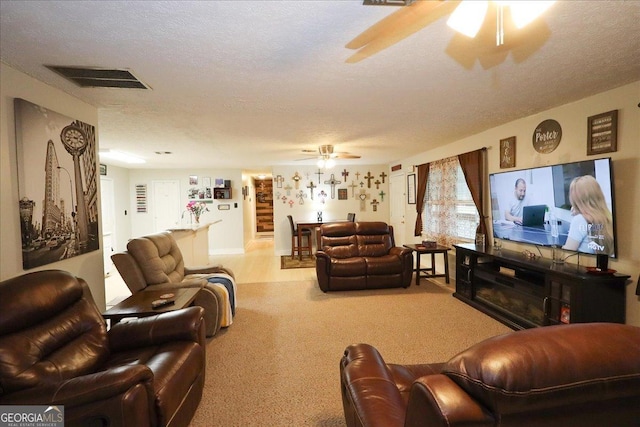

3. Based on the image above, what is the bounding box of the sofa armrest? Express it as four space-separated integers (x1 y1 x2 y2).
341 344 406 427
315 251 331 291
389 246 412 257
108 306 205 351
404 374 494 427
1 364 154 406
185 265 235 280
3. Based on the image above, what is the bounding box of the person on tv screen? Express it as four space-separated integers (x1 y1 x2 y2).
562 175 614 255
505 178 528 223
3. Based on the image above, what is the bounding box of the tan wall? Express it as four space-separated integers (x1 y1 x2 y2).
398 81 640 326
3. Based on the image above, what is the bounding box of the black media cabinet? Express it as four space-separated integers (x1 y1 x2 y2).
454 243 629 330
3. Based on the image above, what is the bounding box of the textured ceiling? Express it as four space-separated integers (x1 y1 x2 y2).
1 1 639 172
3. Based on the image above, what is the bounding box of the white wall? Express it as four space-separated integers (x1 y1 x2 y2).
397 81 640 326
127 168 244 254
272 164 391 255
1 63 106 309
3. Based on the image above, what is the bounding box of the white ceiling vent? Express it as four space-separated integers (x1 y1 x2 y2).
45 66 151 89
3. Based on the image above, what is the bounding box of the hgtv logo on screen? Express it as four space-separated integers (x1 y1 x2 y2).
0 405 64 427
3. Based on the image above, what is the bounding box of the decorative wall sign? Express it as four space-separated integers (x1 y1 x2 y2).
218 204 230 210
532 119 562 153
189 175 198 185
99 163 107 176
499 136 516 169
14 98 100 269
136 184 148 213
587 110 618 155
407 173 416 204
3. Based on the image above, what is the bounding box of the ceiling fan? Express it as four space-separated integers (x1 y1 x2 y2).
299 145 361 168
346 0 556 63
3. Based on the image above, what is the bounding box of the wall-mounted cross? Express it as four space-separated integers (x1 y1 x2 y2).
306 181 316 200
341 168 349 181
292 172 302 189
315 169 325 184
275 175 284 188
379 172 387 183
348 181 358 197
364 171 374 188
296 190 307 204
355 171 361 181
318 190 328 204
370 199 380 212
374 179 381 189
284 184 293 196
378 190 386 202
324 174 342 199
357 188 370 211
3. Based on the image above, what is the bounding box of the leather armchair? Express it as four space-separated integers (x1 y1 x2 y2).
341 323 640 427
316 222 413 292
112 231 236 337
0 270 206 427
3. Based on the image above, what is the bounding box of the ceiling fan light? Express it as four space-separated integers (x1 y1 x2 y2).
317 158 326 168
510 1 556 29
325 158 336 169
447 0 489 38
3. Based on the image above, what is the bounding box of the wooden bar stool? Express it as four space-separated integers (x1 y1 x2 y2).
287 215 312 258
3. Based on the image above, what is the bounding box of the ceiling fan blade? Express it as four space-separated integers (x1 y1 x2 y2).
334 153 361 159
346 0 460 63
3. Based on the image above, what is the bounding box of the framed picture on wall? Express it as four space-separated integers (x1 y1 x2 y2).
338 188 347 200
499 136 516 168
587 110 618 155
407 173 416 204
14 98 100 269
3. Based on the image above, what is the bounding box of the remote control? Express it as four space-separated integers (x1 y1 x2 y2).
152 299 175 309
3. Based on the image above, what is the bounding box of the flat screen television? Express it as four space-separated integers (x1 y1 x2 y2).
489 158 617 258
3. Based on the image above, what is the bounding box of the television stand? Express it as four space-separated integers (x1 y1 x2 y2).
453 243 629 330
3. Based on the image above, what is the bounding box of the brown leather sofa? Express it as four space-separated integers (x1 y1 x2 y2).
341 323 640 427
112 231 236 337
0 270 206 427
316 222 413 292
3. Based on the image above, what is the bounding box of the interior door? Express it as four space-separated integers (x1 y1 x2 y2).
152 180 181 232
390 173 406 245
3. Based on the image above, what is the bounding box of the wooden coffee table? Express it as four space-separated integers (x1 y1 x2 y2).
103 287 199 325
404 244 451 285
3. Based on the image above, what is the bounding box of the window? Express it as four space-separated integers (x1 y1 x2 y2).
422 156 479 246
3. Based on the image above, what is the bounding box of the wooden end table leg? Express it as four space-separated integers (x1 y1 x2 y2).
444 251 450 284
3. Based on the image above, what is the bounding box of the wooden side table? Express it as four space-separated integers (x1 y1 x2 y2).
403 244 451 285
103 287 200 325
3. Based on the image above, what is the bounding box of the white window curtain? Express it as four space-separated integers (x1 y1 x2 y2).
422 156 479 247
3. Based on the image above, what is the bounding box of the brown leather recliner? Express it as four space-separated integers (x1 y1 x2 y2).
315 221 413 292
0 270 206 427
112 231 236 337
341 323 640 427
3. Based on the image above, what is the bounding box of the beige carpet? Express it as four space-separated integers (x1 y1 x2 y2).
190 279 511 427
280 255 316 269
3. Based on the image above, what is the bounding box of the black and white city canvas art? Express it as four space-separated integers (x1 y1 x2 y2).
15 98 100 269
